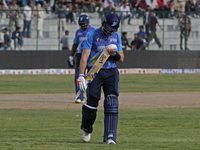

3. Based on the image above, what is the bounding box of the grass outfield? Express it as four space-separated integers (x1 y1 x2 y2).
0 74 200 94
1 74 200 149
1 108 200 150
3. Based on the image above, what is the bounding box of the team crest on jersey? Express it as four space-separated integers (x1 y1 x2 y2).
96 38 99 41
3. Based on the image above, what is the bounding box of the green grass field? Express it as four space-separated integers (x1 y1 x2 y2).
0 74 200 150
0 74 200 94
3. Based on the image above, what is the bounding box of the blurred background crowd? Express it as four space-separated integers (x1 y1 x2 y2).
0 0 198 50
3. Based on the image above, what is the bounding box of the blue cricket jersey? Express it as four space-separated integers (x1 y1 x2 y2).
73 25 96 54
83 27 123 69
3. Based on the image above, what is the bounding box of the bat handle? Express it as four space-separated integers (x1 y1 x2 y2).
74 90 82 100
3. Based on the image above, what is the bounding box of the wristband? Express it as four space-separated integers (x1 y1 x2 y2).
79 74 84 77
111 52 121 61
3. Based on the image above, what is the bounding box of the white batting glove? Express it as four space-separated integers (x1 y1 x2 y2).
107 44 118 56
68 56 74 68
69 56 74 64
77 74 87 91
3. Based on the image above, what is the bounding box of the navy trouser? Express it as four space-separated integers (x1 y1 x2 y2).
87 68 119 107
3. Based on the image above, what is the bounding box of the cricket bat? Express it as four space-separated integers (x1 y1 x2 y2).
74 46 110 100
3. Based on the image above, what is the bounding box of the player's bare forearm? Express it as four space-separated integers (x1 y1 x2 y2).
70 43 78 56
80 48 91 74
118 51 124 62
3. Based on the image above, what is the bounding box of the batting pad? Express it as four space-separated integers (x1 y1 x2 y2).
103 95 118 142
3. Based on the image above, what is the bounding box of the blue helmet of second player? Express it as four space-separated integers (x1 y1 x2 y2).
78 15 90 30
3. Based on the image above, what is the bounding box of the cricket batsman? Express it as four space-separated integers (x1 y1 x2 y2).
77 14 124 144
68 15 96 104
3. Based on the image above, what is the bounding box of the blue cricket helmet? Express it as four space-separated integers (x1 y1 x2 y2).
78 15 90 25
104 14 120 32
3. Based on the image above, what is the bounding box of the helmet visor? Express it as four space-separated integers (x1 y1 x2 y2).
103 24 114 36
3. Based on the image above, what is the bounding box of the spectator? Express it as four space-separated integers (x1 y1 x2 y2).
120 2 132 25
137 25 148 47
179 14 191 50
156 0 168 18
121 32 131 50
2 28 11 50
130 0 139 18
196 0 200 17
76 0 84 11
5 0 10 6
147 0 158 10
42 0 49 13
131 33 145 50
12 26 24 50
9 0 21 34
94 0 102 12
157 0 166 9
103 0 115 16
35 0 44 7
166 0 174 18
138 0 149 17
103 0 115 9
144 10 151 37
23 2 33 38
72 3 80 24
52 0 58 11
138 25 147 39
34 3 44 38
21 0 28 7
60 30 69 50
171 0 185 18
21 0 35 7
56 2 68 37
185 0 196 17
0 0 8 18
16 0 21 7
66 3 75 24
83 0 95 11
147 11 163 49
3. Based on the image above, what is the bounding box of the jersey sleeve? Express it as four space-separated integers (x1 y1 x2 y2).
116 33 123 52
83 31 94 50
73 30 79 44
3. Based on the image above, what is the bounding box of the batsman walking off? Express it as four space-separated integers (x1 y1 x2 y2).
77 14 124 144
68 15 96 104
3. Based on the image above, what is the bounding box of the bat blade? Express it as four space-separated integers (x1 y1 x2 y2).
74 46 110 100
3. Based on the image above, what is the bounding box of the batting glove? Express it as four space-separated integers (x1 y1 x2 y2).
68 56 74 68
107 44 118 56
77 74 87 91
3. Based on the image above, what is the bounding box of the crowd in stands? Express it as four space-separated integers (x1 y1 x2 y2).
0 0 199 50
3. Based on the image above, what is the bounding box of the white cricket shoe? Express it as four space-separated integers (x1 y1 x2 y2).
106 139 116 144
75 99 85 104
82 131 91 142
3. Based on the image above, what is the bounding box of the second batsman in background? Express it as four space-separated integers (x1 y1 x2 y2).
77 14 124 144
68 15 96 104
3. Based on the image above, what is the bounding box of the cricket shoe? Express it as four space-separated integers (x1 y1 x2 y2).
75 99 85 104
106 139 116 144
82 131 91 142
